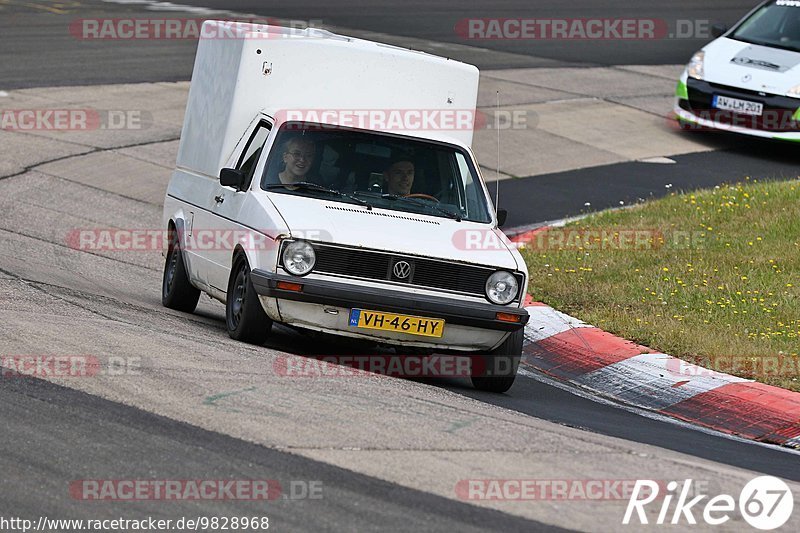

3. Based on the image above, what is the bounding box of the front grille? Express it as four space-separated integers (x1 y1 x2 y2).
314 245 391 280
707 82 768 98
284 242 523 299
411 258 493 294
684 78 800 132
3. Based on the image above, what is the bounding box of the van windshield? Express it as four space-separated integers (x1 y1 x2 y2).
730 0 800 53
260 122 493 224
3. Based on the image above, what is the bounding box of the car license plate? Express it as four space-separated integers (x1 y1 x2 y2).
712 95 763 116
349 309 445 338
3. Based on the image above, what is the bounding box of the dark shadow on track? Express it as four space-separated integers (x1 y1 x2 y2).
0 370 562 532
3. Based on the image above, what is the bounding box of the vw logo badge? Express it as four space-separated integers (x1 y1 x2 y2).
742 74 752 82
393 260 411 279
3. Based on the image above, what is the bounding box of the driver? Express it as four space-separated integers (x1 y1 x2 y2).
383 160 415 196
278 137 317 185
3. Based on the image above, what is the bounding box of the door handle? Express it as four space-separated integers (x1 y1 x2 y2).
214 195 225 204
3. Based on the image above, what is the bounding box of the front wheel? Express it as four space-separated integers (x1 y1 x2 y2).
470 328 523 393
226 254 273 345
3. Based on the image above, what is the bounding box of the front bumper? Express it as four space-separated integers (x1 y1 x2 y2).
675 78 800 141
250 269 529 332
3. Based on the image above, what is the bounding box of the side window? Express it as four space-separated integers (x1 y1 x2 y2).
235 122 271 190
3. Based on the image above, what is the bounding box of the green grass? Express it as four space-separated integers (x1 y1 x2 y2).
521 179 800 391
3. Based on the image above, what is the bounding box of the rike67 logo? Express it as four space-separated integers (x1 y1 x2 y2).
623 476 794 530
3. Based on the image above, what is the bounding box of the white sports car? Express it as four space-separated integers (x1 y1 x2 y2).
675 0 800 141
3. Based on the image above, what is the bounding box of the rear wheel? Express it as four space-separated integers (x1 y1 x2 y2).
470 328 523 393
226 254 272 345
162 228 200 313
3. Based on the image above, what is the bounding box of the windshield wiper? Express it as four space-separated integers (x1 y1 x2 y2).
266 182 372 210
377 193 462 222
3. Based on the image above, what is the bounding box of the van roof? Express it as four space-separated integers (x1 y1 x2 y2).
177 21 480 177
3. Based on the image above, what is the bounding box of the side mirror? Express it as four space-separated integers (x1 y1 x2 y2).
220 168 245 189
496 209 508 228
711 23 729 38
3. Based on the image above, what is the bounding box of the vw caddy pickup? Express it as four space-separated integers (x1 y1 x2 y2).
161 21 530 392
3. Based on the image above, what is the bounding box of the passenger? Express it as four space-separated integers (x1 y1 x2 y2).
278 137 316 185
383 160 415 196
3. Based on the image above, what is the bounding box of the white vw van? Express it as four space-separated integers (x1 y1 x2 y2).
162 21 530 392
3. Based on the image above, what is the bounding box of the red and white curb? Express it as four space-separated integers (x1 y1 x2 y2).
508 227 800 449
520 299 800 449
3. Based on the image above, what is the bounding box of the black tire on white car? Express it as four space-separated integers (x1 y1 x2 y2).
470 328 523 393
226 253 273 345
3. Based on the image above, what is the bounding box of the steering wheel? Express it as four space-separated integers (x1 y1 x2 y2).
404 193 439 203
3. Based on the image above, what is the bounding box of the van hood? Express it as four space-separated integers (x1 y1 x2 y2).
265 193 521 271
704 37 800 95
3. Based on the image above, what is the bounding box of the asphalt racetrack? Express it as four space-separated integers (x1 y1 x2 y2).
1 1 799 531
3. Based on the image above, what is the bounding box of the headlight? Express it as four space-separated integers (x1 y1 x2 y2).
687 51 705 80
282 240 316 276
485 271 518 305
787 85 800 99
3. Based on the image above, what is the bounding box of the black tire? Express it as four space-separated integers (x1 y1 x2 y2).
162 228 200 313
470 328 523 393
226 254 273 345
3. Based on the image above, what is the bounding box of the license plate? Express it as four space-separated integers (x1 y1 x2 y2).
349 309 445 338
712 95 764 116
